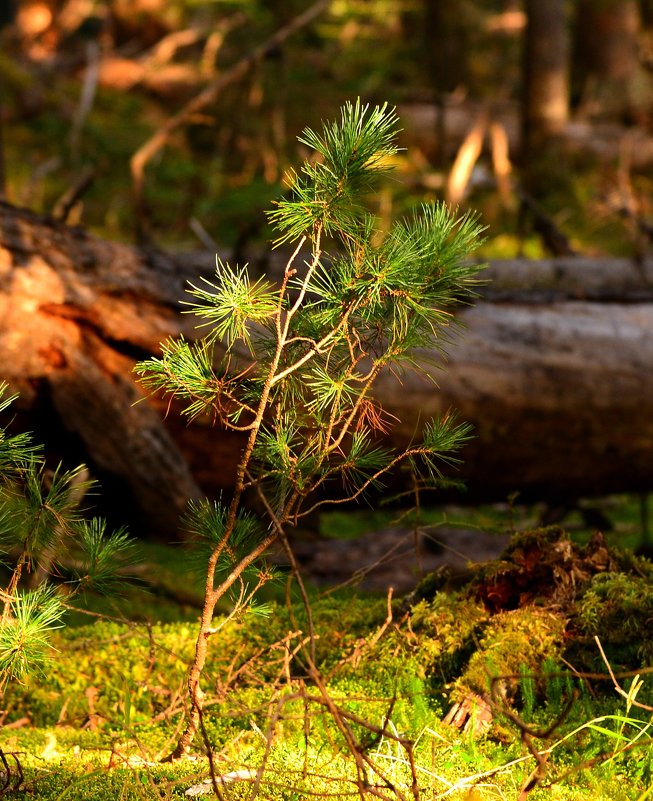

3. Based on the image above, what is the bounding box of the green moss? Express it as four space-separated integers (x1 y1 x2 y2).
4 535 653 800
409 592 489 685
573 570 653 666
2 594 389 727
453 606 566 699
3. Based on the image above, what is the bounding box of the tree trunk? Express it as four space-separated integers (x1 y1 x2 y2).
377 295 653 503
0 200 213 537
574 0 644 123
522 0 570 148
2 201 653 533
420 0 477 167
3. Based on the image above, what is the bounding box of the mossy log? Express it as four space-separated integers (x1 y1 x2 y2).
2 200 653 534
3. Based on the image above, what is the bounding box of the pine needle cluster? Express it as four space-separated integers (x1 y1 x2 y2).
137 101 485 522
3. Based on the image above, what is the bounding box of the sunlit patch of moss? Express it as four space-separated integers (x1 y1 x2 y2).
2 621 196 727
1 594 390 728
3 527 653 800
2 580 653 801
452 606 566 702
409 592 489 685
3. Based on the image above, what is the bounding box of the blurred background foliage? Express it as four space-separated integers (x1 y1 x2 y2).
2 0 653 258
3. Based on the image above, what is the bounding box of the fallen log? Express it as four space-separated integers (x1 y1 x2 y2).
0 201 217 537
1 200 652 534
377 298 653 502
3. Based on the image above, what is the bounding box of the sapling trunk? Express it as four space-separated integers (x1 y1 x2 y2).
171 236 323 756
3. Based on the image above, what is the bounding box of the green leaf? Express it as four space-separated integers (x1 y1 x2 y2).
268 100 399 245
306 365 360 414
72 518 138 596
417 413 474 480
0 384 42 476
183 499 263 562
336 430 393 494
0 462 93 565
298 99 399 183
135 336 221 421
182 498 275 603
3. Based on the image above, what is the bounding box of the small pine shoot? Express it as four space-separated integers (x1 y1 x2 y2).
0 382 138 691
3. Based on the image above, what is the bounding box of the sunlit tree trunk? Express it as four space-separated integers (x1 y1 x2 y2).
422 0 473 166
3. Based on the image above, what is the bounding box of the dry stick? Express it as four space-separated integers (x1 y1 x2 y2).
197 706 226 801
303 691 419 801
130 0 330 239
249 476 317 664
322 536 415 598
446 112 487 207
268 606 416 800
144 28 204 68
70 41 100 162
343 587 394 668
299 442 441 520
200 13 248 78
305 667 378 800
247 477 398 797
595 635 653 712
52 167 95 223
0 103 6 200
1 551 27 624
246 693 293 801
489 120 514 208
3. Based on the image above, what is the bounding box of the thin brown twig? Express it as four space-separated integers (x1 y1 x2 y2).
52 167 96 223
252 479 318 665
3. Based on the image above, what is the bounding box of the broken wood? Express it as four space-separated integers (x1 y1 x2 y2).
1 200 653 535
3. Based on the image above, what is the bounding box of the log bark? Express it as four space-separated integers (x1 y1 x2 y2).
377 299 653 502
1 200 653 535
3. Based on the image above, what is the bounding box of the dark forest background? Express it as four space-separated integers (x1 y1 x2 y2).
3 0 653 258
2 0 653 543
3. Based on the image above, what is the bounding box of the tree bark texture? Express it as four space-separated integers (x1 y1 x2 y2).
0 201 215 536
574 0 643 122
377 296 653 503
1 200 653 533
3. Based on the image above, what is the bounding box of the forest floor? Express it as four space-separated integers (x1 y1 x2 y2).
2 497 652 801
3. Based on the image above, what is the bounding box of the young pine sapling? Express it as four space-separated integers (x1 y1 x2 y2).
0 383 138 694
135 101 485 758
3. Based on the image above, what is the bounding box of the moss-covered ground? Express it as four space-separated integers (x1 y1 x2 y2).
2 516 652 800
